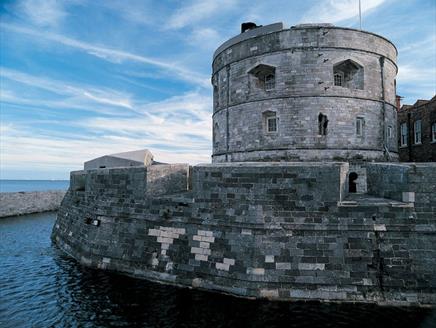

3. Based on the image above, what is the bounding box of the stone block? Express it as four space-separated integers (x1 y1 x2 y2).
402 192 415 203
298 263 325 271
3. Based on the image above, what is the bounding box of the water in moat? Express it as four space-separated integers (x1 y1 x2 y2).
1 213 435 328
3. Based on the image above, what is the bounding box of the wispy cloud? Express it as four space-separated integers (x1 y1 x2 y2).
1 68 135 112
1 23 210 88
301 0 386 24
167 0 238 29
16 0 67 27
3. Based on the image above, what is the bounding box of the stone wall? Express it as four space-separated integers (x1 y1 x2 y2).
0 191 66 218
212 24 398 162
52 163 436 306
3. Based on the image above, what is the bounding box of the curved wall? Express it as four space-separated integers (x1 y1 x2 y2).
212 24 398 162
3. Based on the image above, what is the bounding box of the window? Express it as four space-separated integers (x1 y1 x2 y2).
334 73 343 86
263 111 278 133
318 113 328 136
400 123 408 146
432 122 436 142
213 123 219 146
267 116 277 132
414 120 422 144
356 117 364 137
248 64 276 92
264 74 275 91
387 125 393 139
333 59 364 89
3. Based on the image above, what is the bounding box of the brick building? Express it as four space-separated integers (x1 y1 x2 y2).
397 96 436 162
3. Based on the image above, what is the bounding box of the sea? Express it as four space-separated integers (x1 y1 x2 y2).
0 179 70 193
0 181 435 327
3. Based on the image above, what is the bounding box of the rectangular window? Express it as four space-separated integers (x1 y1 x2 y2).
334 73 343 86
414 120 421 144
400 123 408 146
264 74 275 91
267 116 277 133
432 122 436 142
356 117 364 136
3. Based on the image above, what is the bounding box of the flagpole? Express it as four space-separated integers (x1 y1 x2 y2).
359 0 362 30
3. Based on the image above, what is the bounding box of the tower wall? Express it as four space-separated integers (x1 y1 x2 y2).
212 24 398 162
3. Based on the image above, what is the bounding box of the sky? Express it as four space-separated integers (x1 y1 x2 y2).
0 0 435 179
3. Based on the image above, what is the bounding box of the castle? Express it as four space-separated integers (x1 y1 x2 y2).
52 23 436 307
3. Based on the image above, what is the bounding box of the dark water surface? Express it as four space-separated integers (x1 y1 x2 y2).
0 180 69 192
1 213 435 328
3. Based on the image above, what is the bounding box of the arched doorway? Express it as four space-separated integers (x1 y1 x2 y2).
349 172 358 193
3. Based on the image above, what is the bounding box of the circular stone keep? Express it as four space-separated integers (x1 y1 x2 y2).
211 23 398 162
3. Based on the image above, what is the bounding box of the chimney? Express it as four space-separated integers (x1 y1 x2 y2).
241 22 258 33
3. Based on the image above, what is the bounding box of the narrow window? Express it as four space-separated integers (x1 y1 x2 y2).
264 74 275 91
414 120 422 144
334 72 343 86
356 117 364 137
400 123 408 146
387 125 393 139
267 116 277 132
349 172 358 193
432 122 436 142
213 123 219 146
318 113 328 136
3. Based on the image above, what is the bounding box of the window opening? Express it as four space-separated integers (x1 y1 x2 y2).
318 113 328 136
264 74 275 91
414 120 422 144
333 59 364 89
267 116 277 133
334 73 343 86
356 117 364 136
400 123 408 146
349 172 358 193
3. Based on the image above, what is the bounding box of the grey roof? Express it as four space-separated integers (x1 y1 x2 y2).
108 149 153 164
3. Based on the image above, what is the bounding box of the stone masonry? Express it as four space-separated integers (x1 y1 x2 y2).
51 23 435 307
212 23 398 162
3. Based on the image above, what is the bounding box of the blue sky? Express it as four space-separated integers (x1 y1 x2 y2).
0 0 435 179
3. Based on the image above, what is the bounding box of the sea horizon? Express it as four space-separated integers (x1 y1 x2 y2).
0 179 70 193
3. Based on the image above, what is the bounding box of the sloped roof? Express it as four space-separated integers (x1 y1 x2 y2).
108 149 153 164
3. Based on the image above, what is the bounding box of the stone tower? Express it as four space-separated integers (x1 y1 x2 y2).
211 23 398 162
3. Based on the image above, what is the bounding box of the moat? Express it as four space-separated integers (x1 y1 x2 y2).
1 213 435 327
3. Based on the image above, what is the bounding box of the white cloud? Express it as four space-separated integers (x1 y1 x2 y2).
167 0 238 29
188 28 225 50
17 0 67 27
2 23 210 88
1 68 135 112
397 64 436 84
301 0 386 24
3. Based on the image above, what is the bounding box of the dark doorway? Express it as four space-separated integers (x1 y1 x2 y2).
349 172 358 193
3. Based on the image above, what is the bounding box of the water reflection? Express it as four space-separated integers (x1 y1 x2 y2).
1 213 435 328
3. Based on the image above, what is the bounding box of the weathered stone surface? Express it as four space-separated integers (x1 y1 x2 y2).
212 23 398 163
0 191 66 218
52 162 436 307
